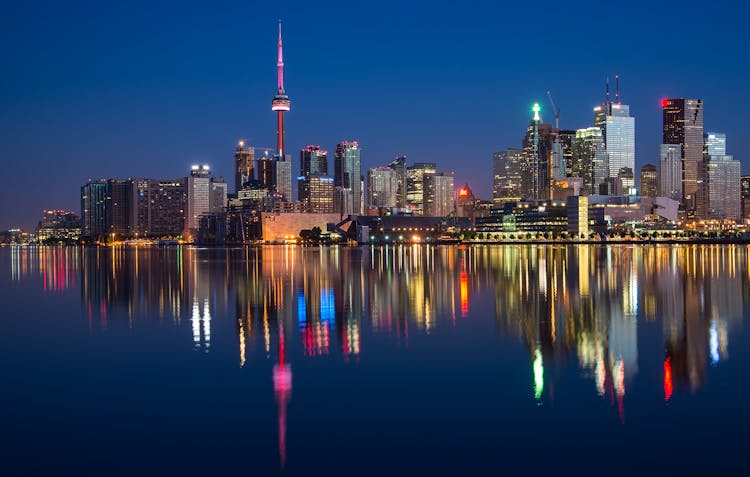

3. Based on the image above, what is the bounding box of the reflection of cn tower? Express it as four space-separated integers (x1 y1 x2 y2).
273 320 292 470
271 20 290 160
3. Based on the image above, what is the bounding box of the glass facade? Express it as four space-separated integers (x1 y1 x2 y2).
594 103 635 193
367 167 398 209
492 149 524 205
571 127 606 195
406 162 436 215
334 142 362 215
663 98 704 204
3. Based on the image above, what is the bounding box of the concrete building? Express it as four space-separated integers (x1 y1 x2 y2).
567 196 589 237
210 177 228 213
106 179 137 237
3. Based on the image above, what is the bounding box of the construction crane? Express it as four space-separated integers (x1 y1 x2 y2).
547 91 565 181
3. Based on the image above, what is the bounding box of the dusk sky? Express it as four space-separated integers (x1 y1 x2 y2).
2 0 748 230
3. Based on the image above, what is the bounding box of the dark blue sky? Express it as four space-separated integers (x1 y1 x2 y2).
2 0 748 230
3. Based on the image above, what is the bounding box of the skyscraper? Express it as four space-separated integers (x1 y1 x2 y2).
697 155 741 220
257 150 275 192
492 149 524 205
659 144 683 202
594 81 635 193
367 167 398 209
704 132 726 156
570 127 606 195
187 165 211 237
662 98 704 206
334 141 362 215
234 141 255 193
300 146 328 177
639 164 658 198
80 180 107 239
424 172 455 217
210 177 228 213
406 162 436 215
274 160 293 202
742 175 750 221
388 155 407 209
298 174 334 213
521 103 554 200
106 179 137 236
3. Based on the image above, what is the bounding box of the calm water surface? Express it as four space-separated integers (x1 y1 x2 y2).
1 244 748 475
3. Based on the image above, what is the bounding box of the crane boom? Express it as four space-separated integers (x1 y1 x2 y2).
546 90 560 130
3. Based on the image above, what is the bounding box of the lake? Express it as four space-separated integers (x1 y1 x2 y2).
1 244 748 475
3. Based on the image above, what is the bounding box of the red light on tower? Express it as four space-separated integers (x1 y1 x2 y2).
661 98 669 109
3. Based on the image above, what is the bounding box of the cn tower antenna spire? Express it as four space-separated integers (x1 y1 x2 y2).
277 20 284 92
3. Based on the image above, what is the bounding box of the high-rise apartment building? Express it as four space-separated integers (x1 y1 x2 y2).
367 167 398 209
81 180 108 239
594 100 635 192
300 145 328 177
106 179 137 236
234 141 255 193
274 160 293 202
406 162 436 215
144 179 186 237
424 172 455 217
663 98 704 206
492 149 524 205
187 165 211 236
659 144 683 202
256 150 275 192
570 127 606 195
639 164 658 197
334 141 362 215
388 155 407 208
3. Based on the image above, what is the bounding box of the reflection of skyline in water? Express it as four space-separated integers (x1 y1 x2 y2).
7 244 750 463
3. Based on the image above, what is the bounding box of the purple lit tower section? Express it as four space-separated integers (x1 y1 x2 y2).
272 21 290 161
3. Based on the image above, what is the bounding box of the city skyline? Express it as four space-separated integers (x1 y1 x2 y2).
3 1 750 230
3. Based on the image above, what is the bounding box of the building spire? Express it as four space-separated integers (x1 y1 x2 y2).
277 20 284 92
615 73 620 103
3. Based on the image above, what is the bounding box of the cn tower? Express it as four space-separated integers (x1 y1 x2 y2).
271 20 290 161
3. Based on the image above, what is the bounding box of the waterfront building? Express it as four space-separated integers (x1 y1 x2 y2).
334 141 362 214
493 149 524 206
742 176 750 221
663 98 704 206
256 150 275 192
406 162 436 215
274 160 293 202
81 180 107 239
389 156 407 209
234 141 255 193
639 164 658 197
697 155 741 220
367 167 398 209
567 196 589 237
106 179 137 237
424 172 455 217
187 165 211 237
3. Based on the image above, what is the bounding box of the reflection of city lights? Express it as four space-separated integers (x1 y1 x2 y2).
459 270 469 317
533 348 544 401
664 357 673 402
709 321 719 366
